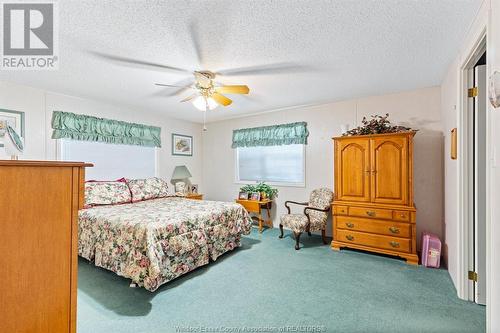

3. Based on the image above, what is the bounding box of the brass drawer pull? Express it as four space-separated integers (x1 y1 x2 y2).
389 226 400 234
346 235 354 241
400 213 407 218
389 241 400 248
366 211 376 217
345 222 354 228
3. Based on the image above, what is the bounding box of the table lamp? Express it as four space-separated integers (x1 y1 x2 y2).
171 165 192 195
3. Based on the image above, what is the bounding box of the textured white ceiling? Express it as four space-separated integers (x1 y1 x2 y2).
0 0 481 123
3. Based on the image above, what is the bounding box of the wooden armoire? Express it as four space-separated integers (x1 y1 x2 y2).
331 131 418 265
0 160 91 333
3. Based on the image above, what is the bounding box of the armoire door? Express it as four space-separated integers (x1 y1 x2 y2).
335 138 371 202
370 136 408 205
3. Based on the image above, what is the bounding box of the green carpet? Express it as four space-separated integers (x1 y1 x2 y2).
78 228 485 333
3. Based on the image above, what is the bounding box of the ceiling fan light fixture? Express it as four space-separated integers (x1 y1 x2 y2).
192 96 218 111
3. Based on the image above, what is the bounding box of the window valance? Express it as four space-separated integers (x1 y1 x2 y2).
51 111 161 147
231 122 308 148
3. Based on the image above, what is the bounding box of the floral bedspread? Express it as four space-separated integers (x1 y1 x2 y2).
78 197 252 291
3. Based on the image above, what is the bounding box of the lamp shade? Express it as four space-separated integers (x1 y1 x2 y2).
171 165 192 180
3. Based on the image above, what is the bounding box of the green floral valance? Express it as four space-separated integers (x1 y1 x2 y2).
51 111 161 147
232 122 308 148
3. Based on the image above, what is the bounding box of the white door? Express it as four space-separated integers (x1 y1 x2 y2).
474 64 487 305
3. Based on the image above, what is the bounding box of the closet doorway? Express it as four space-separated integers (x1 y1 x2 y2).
462 41 487 305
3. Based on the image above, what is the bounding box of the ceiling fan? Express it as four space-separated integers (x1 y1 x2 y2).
155 70 249 110
91 51 311 113
90 22 311 114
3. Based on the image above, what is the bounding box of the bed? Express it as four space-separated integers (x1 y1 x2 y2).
78 197 252 291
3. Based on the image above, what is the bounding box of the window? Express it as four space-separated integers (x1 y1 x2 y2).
59 139 157 180
236 144 305 186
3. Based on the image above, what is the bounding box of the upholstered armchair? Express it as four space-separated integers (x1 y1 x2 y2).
279 188 333 250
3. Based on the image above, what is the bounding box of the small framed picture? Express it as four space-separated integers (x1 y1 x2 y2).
172 133 193 156
0 109 25 148
239 192 249 200
250 192 261 201
191 184 198 194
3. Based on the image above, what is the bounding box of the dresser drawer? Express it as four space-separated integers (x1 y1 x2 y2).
348 206 393 220
336 216 411 238
333 205 348 215
337 229 410 253
393 210 410 222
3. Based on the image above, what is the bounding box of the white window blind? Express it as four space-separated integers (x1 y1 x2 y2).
60 139 157 180
236 144 305 186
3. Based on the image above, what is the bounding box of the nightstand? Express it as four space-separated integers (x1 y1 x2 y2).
235 198 272 233
186 193 203 200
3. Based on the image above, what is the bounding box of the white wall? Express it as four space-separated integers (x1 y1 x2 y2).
440 56 460 289
0 80 203 190
202 86 443 250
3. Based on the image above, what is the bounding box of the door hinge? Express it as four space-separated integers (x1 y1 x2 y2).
468 271 478 282
468 87 478 98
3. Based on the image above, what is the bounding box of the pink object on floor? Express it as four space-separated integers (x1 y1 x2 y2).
421 232 441 268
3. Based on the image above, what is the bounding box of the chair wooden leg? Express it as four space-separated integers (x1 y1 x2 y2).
294 232 302 250
321 229 328 245
306 225 312 236
279 224 284 238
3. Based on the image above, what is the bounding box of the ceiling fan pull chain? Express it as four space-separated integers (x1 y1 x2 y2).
203 98 208 131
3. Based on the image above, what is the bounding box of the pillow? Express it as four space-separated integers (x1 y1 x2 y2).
84 181 132 208
126 177 169 202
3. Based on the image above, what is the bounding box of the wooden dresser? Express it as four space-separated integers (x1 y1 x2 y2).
331 132 418 265
0 160 91 333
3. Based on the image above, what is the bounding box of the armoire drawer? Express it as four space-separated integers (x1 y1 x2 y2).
336 229 410 253
336 216 411 238
393 210 410 222
333 205 348 215
348 206 393 220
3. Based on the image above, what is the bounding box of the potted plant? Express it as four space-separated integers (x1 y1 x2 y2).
255 182 279 200
239 182 279 200
343 113 415 136
240 184 256 194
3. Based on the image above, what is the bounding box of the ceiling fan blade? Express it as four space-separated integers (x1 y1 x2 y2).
153 78 195 97
215 85 249 95
90 51 191 74
180 93 198 103
216 63 313 76
155 83 186 88
152 86 193 98
189 21 204 67
212 93 232 106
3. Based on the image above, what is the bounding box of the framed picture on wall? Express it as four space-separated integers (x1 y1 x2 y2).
0 109 25 148
172 133 193 156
